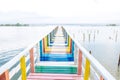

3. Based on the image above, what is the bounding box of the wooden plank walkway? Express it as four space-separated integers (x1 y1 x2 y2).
27 27 83 80
27 73 83 80
0 26 116 80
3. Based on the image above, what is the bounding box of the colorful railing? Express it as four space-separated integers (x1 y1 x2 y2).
63 27 116 80
0 26 56 80
39 27 74 62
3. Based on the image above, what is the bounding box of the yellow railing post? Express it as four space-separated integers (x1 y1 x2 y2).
84 58 90 80
30 48 34 73
20 56 26 80
0 70 9 80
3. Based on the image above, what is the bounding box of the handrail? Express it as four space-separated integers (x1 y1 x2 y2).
63 26 116 80
0 26 56 75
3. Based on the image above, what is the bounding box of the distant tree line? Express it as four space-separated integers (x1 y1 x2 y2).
0 23 29 26
106 24 117 26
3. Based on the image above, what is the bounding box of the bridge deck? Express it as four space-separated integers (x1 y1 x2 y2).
0 26 116 80
27 27 82 80
27 73 83 80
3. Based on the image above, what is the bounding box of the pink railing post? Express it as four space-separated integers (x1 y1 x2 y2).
100 76 104 80
29 48 34 73
0 70 9 80
77 50 82 75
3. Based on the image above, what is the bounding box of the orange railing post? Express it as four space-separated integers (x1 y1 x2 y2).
0 70 9 80
100 76 104 80
78 50 82 75
30 48 34 73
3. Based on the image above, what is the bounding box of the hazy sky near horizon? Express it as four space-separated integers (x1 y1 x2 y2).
0 0 120 24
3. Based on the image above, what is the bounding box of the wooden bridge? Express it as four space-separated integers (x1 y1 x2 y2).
0 26 116 80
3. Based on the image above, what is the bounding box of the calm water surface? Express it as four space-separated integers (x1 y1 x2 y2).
68 26 120 80
0 26 52 66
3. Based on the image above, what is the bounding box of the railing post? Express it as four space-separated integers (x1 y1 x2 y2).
100 76 104 80
43 38 45 52
77 50 82 75
74 44 77 65
36 43 40 63
0 70 9 80
30 48 34 73
84 58 90 80
20 56 26 80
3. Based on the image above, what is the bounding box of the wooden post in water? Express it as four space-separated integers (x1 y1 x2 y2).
94 31 95 41
77 50 82 75
0 70 9 80
115 31 118 42
89 51 91 54
83 33 85 42
118 54 120 67
97 30 99 34
88 33 90 42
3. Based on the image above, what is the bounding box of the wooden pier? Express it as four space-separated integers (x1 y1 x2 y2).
0 26 115 80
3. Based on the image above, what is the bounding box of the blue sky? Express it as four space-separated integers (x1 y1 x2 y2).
0 0 120 24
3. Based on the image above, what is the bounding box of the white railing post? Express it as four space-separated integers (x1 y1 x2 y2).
36 43 40 63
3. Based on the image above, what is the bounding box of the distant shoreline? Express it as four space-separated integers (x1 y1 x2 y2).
0 23 120 27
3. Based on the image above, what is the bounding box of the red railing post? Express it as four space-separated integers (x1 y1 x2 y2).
0 70 9 80
100 76 104 80
29 48 34 73
77 50 82 75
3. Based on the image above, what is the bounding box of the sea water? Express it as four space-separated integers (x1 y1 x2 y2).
0 26 53 66
65 26 120 80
